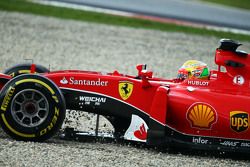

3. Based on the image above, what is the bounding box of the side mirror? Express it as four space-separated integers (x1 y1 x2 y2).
136 64 153 88
136 64 153 78
136 64 147 73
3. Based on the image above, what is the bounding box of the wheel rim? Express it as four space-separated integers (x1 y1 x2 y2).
11 89 49 128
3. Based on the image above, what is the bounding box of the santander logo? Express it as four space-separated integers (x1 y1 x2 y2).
59 77 108 86
60 77 68 84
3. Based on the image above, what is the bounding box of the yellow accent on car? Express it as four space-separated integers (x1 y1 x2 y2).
1 86 15 111
9 72 15 77
52 95 59 103
39 107 59 136
119 81 133 100
1 114 35 138
18 70 31 74
15 79 55 94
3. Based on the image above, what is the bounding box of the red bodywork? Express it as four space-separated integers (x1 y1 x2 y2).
0 74 11 90
44 48 250 143
0 41 250 151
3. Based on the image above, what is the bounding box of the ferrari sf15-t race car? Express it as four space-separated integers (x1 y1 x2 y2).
0 39 250 153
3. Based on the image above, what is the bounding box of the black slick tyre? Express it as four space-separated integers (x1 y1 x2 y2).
0 74 65 141
4 63 49 77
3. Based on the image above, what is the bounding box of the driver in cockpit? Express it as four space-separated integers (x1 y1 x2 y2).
177 60 209 80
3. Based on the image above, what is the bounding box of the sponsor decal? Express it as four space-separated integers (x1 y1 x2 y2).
60 77 108 86
119 81 133 100
187 103 217 129
1 87 15 111
134 123 147 140
124 114 148 142
192 137 208 144
220 141 250 148
230 111 249 133
241 142 250 147
233 75 244 85
187 80 209 86
60 77 68 84
79 96 106 106
220 141 239 147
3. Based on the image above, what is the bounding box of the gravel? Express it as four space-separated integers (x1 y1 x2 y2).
0 11 250 167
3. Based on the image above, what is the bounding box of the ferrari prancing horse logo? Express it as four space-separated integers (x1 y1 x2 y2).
119 81 133 100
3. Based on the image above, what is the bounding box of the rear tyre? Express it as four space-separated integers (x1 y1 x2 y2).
4 63 49 77
0 74 65 141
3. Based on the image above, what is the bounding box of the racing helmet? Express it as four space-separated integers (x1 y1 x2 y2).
177 60 209 80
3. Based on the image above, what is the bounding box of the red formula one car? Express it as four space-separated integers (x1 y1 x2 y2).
0 39 250 153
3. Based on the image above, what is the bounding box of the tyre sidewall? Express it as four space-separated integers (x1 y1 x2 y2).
0 74 65 141
4 63 49 77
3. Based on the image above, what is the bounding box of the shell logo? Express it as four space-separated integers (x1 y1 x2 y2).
187 103 217 129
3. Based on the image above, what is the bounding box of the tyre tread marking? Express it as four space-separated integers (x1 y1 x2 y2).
18 70 31 74
1 86 15 111
52 96 59 103
39 107 60 136
1 114 35 138
15 79 55 94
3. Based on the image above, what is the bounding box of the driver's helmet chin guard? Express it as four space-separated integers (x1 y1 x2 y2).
177 60 209 80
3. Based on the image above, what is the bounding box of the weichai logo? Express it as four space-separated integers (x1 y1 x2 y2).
230 111 249 133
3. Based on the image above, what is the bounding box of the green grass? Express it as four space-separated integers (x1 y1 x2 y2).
1 0 250 41
202 0 250 10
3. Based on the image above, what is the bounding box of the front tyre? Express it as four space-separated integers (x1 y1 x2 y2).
0 74 66 141
4 63 49 77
